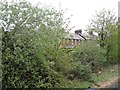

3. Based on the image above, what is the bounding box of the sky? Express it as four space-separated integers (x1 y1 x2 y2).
27 0 119 32
8 0 120 32
118 1 120 17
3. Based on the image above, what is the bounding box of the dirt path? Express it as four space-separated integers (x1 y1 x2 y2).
94 76 119 88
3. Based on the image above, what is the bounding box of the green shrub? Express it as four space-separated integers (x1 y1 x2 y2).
70 64 91 80
1 0 71 88
2 42 59 88
72 41 106 72
105 24 118 64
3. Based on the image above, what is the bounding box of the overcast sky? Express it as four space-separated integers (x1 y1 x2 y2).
28 0 119 32
23 0 120 32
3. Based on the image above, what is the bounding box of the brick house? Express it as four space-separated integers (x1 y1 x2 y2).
64 29 86 48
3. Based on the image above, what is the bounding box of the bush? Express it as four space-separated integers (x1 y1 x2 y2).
105 24 118 64
1 0 71 88
70 64 91 80
72 41 106 73
2 38 62 88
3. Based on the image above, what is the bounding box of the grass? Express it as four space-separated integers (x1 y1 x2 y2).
93 65 118 81
90 64 118 87
59 64 118 88
60 77 90 88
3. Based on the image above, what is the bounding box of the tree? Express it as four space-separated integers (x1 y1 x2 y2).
88 8 117 47
87 8 118 65
105 23 118 64
1 0 72 88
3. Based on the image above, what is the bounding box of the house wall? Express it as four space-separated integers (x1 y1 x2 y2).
65 39 81 47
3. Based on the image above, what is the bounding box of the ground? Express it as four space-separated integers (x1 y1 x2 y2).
94 76 119 88
59 64 118 88
91 64 119 89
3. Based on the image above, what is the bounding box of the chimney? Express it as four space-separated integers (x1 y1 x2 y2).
75 29 82 34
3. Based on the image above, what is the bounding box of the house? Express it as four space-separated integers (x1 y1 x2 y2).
82 31 99 40
64 29 86 48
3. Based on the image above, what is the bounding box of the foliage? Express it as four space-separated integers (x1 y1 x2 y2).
72 41 106 72
88 9 117 47
0 28 2 88
105 23 118 64
1 0 118 88
2 28 63 88
89 8 116 30
87 8 118 65
1 0 72 88
71 64 91 80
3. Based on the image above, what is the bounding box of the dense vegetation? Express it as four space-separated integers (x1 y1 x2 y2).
0 0 118 88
